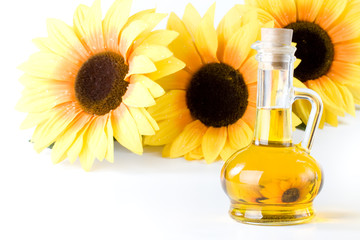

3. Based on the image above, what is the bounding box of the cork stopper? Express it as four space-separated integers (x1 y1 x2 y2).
261 28 293 45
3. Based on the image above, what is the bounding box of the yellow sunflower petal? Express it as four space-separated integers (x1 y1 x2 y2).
219 141 237 161
17 93 72 113
242 105 256 129
247 83 257 104
228 120 252 150
296 0 323 22
292 112 302 128
334 42 360 63
318 76 348 112
168 120 208 158
20 80 73 95
216 5 244 61
20 111 52 129
294 58 301 69
332 81 356 116
119 12 168 52
293 76 351 128
144 113 193 146
306 79 345 117
146 56 185 80
327 61 360 86
32 37 50 52
253 8 277 25
315 0 347 30
73 4 91 51
46 19 89 64
131 45 173 62
182 3 202 40
162 142 172 157
85 0 105 53
245 0 271 12
155 69 191 91
271 0 296 26
104 115 114 163
202 127 227 163
103 0 132 52
112 104 142 155
292 79 312 125
137 107 159 131
20 81 74 102
167 12 203 73
184 146 204 161
119 20 148 59
293 78 307 88
87 115 108 161
126 9 155 25
32 105 81 152
73 0 104 53
194 3 218 64
240 56 258 85
218 6 269 61
223 21 259 70
147 90 187 121
134 30 179 48
122 82 155 107
128 106 157 136
67 119 92 164
249 0 296 27
328 7 360 43
79 141 96 171
134 12 168 41
16 88 75 113
242 2 278 25
130 74 165 98
19 74 61 88
346 83 360 104
19 52 77 82
51 113 91 164
323 109 339 127
16 92 57 113
127 55 157 77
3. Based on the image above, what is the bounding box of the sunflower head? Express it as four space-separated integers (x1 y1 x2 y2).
186 62 249 128
144 4 290 162
260 177 316 204
17 0 185 170
75 51 129 115
245 0 360 128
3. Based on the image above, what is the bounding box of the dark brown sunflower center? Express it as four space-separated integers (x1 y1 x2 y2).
186 63 248 128
281 188 300 203
75 52 129 115
285 21 334 82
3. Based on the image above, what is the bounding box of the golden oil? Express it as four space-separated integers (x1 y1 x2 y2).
221 108 322 225
221 140 322 225
254 108 292 146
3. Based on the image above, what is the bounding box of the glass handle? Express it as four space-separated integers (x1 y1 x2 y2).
293 87 323 153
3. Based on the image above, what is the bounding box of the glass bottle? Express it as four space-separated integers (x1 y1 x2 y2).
221 28 323 225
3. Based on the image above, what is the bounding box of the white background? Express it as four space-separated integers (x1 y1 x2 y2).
1 0 360 239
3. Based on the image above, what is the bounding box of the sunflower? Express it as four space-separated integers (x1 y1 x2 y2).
235 185 267 204
16 0 184 171
260 177 315 204
144 4 301 163
245 0 360 127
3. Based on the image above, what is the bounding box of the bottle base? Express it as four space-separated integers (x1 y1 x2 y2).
229 203 314 226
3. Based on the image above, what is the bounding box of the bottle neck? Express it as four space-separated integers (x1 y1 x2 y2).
253 60 294 147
